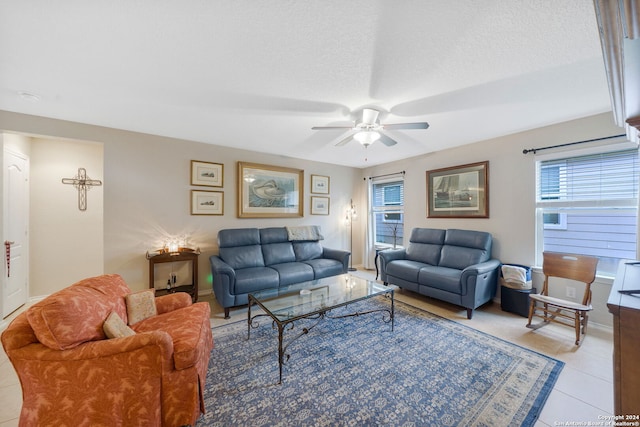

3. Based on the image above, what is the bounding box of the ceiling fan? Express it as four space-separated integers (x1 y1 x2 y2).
312 108 429 147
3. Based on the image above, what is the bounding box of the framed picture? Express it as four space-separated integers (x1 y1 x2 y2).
310 196 330 215
191 160 223 187
237 162 303 218
426 161 489 218
191 190 224 215
311 174 330 194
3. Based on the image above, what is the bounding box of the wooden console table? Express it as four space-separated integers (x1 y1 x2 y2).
607 260 640 416
147 250 199 303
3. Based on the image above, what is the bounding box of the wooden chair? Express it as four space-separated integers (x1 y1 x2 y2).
526 252 598 345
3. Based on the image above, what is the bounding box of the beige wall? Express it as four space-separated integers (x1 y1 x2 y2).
30 137 104 296
0 110 360 298
361 112 623 325
0 109 624 325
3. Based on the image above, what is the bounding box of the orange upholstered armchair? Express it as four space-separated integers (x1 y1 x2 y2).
1 274 214 427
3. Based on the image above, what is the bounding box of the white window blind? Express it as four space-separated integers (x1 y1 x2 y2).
371 175 404 248
536 149 639 275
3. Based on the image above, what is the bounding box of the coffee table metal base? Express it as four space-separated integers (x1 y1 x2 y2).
248 291 394 384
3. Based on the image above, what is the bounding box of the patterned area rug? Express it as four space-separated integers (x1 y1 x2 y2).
197 298 563 426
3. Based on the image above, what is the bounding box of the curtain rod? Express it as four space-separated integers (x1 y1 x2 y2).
522 134 626 154
366 171 405 180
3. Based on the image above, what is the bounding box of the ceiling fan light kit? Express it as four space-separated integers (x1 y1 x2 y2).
353 130 381 146
312 108 429 149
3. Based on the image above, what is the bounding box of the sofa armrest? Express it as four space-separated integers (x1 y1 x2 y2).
209 255 237 307
322 247 351 271
155 293 192 314
379 248 408 282
379 248 407 263
460 259 501 299
8 330 174 363
461 259 501 279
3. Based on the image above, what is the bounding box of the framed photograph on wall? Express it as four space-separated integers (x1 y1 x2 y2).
191 190 224 215
310 174 330 194
237 162 303 218
310 196 330 215
426 161 489 218
191 160 223 187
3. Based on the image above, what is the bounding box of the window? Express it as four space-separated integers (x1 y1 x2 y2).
371 178 404 248
536 149 639 276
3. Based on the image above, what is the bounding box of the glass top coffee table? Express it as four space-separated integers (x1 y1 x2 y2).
248 274 397 383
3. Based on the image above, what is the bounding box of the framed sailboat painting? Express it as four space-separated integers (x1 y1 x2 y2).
426 161 489 218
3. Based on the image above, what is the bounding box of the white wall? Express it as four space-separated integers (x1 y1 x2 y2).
361 112 623 326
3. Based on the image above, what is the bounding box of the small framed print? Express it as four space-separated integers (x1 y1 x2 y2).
310 196 330 215
311 174 330 194
191 160 223 187
191 190 224 215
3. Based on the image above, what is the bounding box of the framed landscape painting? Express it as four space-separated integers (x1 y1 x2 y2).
237 162 303 218
191 190 224 215
191 160 223 187
426 161 489 218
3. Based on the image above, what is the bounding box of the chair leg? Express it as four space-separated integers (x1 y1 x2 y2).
582 312 589 335
574 313 581 345
466 308 473 319
526 300 535 327
224 307 230 319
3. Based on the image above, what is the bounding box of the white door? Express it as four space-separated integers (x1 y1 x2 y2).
3 149 28 318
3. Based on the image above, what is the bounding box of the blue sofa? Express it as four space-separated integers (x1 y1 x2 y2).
379 228 500 319
209 227 350 318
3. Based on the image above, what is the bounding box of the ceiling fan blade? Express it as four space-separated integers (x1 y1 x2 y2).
378 134 398 147
335 134 354 146
312 126 354 130
382 122 430 130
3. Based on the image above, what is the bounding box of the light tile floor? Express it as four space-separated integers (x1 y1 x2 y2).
0 269 614 426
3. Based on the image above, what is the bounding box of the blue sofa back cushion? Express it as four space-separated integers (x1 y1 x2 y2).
218 228 260 247
262 242 296 266
405 228 446 265
439 229 492 270
293 241 323 261
219 245 265 270
259 227 289 244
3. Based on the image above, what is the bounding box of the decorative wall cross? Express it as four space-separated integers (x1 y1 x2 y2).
62 167 103 211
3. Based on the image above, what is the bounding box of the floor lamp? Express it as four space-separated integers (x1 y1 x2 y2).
346 199 357 271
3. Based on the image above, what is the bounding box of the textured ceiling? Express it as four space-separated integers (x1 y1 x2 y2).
0 0 613 168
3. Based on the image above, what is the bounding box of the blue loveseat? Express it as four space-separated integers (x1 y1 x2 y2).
210 227 350 318
379 228 500 319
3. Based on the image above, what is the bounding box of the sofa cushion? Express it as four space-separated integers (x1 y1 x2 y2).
293 241 323 261
132 302 211 370
125 290 158 325
259 227 289 244
405 228 445 265
386 260 424 283
303 259 345 279
103 312 136 339
438 229 491 270
218 227 260 247
270 262 314 285
234 267 280 294
418 266 463 294
26 274 131 350
219 245 265 269
262 242 296 266
439 245 488 270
